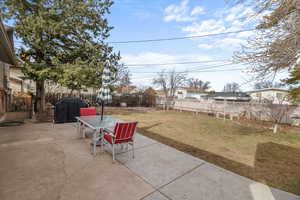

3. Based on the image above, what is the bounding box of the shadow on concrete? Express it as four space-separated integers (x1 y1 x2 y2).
137 128 300 196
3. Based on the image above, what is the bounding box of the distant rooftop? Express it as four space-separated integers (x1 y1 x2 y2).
247 88 289 93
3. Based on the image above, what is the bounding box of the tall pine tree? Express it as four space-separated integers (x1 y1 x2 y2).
1 0 120 113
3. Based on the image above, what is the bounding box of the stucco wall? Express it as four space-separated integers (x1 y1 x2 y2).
250 90 290 104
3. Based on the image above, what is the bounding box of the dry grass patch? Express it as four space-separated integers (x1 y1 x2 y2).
107 109 300 195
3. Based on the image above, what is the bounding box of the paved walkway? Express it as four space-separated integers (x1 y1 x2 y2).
0 122 299 200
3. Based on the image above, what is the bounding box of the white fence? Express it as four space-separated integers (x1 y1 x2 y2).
174 100 300 125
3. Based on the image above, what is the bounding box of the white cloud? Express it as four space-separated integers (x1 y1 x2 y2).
180 4 260 51
164 0 204 22
121 52 212 67
182 19 226 35
191 6 205 16
121 52 251 91
217 38 246 49
198 44 213 49
121 52 213 86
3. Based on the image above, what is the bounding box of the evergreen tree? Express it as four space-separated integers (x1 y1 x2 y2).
1 0 120 113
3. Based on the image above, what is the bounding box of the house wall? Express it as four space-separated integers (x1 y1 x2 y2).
0 61 10 115
250 90 290 104
176 88 187 99
175 88 207 100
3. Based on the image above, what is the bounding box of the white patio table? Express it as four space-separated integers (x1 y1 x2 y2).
76 115 123 155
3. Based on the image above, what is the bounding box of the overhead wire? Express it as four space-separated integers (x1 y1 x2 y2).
130 62 240 73
108 29 256 44
124 59 231 67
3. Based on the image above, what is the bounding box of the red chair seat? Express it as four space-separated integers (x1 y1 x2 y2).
80 108 96 116
103 133 133 144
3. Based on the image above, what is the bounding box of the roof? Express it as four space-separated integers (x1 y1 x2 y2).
206 92 251 101
115 86 137 94
178 87 210 93
154 90 165 95
4 25 13 32
0 19 16 65
247 88 289 93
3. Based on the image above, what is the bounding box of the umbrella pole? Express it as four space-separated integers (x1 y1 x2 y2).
101 99 104 121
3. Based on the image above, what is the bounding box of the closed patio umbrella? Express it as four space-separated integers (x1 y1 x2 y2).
97 65 112 120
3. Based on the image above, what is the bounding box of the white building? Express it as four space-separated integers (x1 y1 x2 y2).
175 88 208 100
247 88 291 104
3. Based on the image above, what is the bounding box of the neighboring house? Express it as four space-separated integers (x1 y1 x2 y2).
10 64 97 96
113 86 138 96
154 90 166 98
0 19 17 116
175 88 209 100
10 65 35 94
247 88 290 104
206 92 251 102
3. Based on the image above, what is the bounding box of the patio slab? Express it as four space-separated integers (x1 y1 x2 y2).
117 142 205 188
1 122 299 200
0 123 154 200
159 163 300 200
142 191 170 200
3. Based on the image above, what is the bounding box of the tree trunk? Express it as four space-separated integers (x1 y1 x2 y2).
36 80 46 114
273 124 279 134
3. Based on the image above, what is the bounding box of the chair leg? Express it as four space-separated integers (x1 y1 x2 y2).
132 142 135 159
112 143 115 162
101 135 104 153
82 126 85 138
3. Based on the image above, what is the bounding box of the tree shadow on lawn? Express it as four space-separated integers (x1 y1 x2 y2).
137 127 300 196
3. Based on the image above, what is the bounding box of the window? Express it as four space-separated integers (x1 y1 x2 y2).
276 92 283 100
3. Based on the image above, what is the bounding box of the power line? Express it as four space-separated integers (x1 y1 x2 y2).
108 29 256 44
124 59 231 67
131 68 245 80
131 63 238 73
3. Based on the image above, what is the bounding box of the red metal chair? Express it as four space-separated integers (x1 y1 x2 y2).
102 122 138 161
80 107 97 116
79 108 97 138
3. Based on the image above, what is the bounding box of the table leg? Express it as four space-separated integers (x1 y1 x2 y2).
77 120 80 136
100 128 104 153
93 130 97 156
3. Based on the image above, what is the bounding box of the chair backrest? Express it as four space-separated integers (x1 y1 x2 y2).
80 107 97 116
113 122 138 141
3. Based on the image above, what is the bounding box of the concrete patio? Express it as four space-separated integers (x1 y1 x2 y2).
0 122 299 200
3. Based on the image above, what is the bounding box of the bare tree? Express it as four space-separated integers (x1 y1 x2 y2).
253 81 283 89
119 70 131 88
186 78 211 91
262 96 291 133
223 82 240 92
153 69 186 109
234 0 300 99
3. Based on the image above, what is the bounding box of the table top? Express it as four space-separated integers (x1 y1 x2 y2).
76 115 124 130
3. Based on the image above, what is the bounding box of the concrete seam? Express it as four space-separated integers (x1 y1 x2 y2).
156 162 206 190
137 162 206 200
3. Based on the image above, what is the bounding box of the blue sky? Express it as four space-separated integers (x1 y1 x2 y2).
106 0 269 91
10 0 287 91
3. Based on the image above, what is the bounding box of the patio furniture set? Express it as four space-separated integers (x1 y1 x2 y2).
76 107 138 161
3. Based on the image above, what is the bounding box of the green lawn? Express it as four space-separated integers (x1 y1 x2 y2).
107 108 300 195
